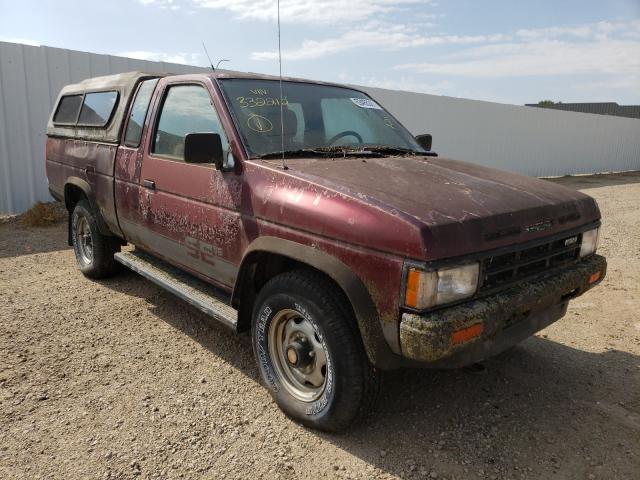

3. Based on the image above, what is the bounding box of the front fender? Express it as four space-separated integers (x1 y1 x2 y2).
233 236 402 369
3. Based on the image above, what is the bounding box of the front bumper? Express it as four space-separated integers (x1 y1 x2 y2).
399 254 606 367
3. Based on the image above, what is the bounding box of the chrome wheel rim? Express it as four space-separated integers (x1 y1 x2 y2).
76 216 93 265
268 308 328 402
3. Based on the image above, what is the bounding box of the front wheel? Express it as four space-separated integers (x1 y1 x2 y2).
252 270 381 432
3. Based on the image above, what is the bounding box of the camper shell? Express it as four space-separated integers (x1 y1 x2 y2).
47 71 166 143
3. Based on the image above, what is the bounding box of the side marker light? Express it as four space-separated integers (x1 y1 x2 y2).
452 323 484 345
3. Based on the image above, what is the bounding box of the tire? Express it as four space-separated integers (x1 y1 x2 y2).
251 269 381 432
71 199 120 279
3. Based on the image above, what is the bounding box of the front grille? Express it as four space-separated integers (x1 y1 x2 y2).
480 233 581 290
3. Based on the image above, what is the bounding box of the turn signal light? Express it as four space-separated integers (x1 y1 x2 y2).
588 271 601 284
452 323 484 345
405 269 421 308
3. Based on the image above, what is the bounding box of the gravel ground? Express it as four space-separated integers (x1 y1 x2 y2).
1 173 639 480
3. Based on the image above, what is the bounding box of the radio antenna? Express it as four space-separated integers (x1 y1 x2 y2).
215 59 230 70
201 42 215 71
277 0 287 170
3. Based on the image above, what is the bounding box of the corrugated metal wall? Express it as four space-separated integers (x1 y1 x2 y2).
1 41 639 214
362 86 640 178
0 42 209 214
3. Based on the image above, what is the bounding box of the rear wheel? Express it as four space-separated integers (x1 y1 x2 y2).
251 269 381 432
71 199 120 279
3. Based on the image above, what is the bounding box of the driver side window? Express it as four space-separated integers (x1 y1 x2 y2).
152 84 227 161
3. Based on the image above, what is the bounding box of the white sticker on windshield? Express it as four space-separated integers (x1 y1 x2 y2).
350 97 382 110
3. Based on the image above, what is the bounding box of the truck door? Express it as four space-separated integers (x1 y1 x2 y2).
118 78 244 290
114 77 159 247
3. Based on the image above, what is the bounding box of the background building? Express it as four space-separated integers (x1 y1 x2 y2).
526 102 640 119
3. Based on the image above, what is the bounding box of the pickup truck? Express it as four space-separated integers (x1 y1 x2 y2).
45 71 606 431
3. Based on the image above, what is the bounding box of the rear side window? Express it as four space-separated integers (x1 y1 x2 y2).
152 84 226 161
124 79 159 147
78 91 118 127
53 95 83 124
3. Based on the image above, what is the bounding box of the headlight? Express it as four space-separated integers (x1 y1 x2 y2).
405 262 479 309
579 227 599 258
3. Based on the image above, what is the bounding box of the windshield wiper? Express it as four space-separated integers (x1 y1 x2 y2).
362 145 436 156
258 147 384 159
258 149 325 159
257 145 437 159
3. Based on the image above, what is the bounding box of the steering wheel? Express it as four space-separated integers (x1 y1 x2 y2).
327 130 363 146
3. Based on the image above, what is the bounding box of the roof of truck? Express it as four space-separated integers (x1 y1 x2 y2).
46 70 356 143
58 71 166 96
212 70 347 88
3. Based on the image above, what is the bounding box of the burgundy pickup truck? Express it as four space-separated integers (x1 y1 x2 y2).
45 71 606 431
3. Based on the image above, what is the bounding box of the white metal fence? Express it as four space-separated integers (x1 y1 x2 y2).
0 42 209 214
363 86 640 177
1 41 639 214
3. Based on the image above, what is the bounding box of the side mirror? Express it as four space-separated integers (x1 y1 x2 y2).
184 132 224 169
415 134 432 151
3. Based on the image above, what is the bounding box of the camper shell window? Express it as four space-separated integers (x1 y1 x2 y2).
53 95 83 125
77 91 119 127
53 91 119 128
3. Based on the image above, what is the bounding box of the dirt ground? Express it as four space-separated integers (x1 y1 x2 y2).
1 172 639 480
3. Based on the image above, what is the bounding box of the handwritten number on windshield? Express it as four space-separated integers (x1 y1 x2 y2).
236 96 288 108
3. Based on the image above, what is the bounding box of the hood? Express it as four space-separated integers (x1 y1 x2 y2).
247 156 600 260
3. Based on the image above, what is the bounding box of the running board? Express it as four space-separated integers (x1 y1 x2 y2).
114 250 237 330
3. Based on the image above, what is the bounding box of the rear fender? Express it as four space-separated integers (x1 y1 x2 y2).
64 177 113 243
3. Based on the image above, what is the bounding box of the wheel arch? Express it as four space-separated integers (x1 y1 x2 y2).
64 177 91 209
64 177 112 243
232 236 400 369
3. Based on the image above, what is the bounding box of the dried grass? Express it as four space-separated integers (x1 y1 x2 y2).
20 201 66 227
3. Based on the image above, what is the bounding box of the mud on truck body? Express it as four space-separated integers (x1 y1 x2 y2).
45 71 606 431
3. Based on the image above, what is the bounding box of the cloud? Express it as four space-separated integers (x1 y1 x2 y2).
192 0 427 25
394 20 640 78
394 40 640 77
140 0 444 61
253 18 640 65
251 28 510 61
515 25 593 40
574 75 640 92
140 0 431 25
118 50 201 65
515 20 639 40
139 0 180 8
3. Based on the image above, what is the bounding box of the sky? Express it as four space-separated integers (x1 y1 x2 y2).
1 0 639 105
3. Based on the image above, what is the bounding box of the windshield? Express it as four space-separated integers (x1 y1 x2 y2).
218 79 425 157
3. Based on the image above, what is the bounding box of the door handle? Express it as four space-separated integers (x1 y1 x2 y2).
143 179 156 190
85 166 95 175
